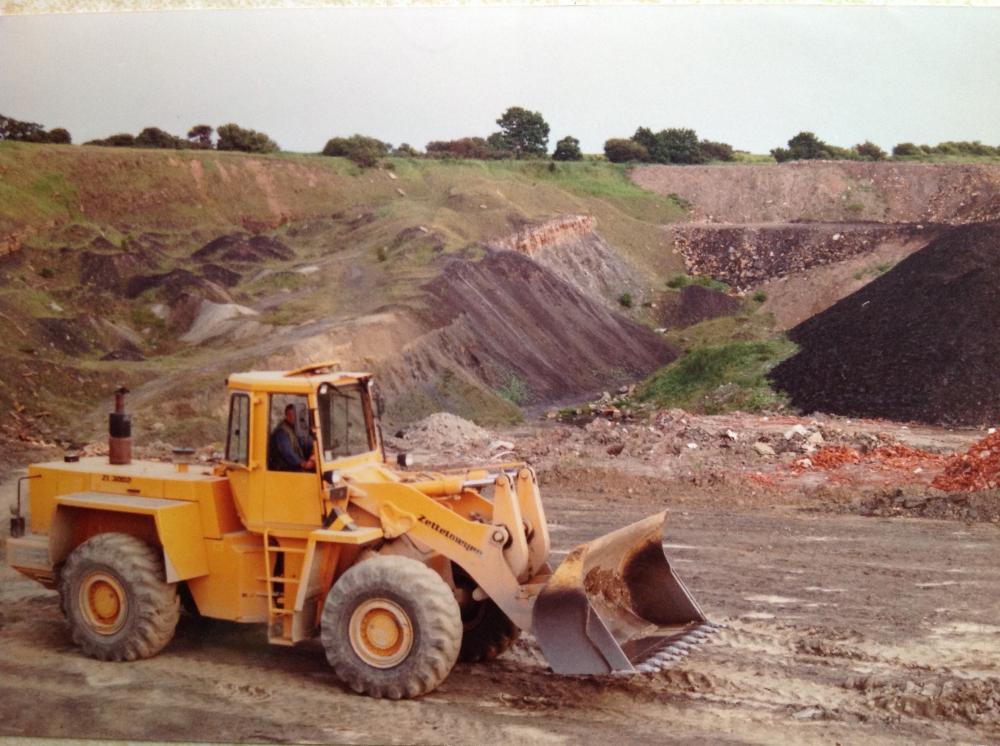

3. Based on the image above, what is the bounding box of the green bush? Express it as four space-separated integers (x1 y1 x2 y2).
772 131 843 162
604 138 649 163
618 292 633 308
699 139 735 162
187 124 213 149
425 137 503 160
855 141 887 160
392 142 420 157
496 371 529 405
552 135 583 161
752 289 767 303
0 113 72 144
135 127 184 149
86 133 136 147
322 134 390 168
666 274 730 292
216 123 279 154
628 127 716 164
45 128 72 145
892 142 922 157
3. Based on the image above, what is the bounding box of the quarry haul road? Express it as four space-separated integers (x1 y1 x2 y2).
1 475 998 745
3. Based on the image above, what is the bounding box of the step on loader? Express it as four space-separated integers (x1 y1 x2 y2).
7 362 716 698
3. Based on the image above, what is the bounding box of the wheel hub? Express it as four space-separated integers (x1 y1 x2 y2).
349 599 413 668
79 571 127 635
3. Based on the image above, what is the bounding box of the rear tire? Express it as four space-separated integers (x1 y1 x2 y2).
60 533 180 662
321 556 462 699
459 599 520 663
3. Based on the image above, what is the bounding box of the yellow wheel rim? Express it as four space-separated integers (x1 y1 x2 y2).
79 571 128 635
348 599 413 669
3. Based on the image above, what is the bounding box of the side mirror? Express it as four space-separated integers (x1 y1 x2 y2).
322 469 341 484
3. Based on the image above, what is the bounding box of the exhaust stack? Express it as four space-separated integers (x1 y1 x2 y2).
108 386 132 465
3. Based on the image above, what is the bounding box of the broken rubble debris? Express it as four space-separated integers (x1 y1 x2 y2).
753 442 777 457
783 424 809 440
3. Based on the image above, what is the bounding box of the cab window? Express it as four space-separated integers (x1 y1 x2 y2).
267 394 313 472
318 383 372 460
225 393 250 465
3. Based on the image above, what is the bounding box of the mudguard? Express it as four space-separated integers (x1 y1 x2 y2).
49 492 209 582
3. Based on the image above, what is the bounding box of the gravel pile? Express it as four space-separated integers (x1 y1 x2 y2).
393 412 492 457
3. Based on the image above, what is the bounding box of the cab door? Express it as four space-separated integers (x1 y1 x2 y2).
262 393 323 526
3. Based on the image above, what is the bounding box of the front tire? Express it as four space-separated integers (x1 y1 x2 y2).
60 533 180 662
321 556 462 699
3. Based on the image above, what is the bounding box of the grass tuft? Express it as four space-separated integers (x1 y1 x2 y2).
639 338 796 414
666 273 730 292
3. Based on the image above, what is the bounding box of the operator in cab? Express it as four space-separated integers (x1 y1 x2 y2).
271 404 316 472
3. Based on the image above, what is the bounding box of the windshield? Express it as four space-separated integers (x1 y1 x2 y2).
317 383 373 461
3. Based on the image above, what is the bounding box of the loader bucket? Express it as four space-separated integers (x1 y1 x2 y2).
531 511 714 675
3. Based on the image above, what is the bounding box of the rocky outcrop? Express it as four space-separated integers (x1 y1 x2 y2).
671 222 941 291
486 215 641 306
191 233 294 263
488 215 597 255
126 269 232 304
79 249 160 294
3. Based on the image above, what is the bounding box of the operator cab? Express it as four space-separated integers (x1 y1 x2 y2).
222 363 382 529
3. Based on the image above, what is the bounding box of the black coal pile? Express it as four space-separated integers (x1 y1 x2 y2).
770 222 1000 426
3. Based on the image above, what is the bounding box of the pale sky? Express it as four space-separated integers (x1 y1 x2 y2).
1 6 998 154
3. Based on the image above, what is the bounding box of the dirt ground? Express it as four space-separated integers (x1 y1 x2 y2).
2 415 999 745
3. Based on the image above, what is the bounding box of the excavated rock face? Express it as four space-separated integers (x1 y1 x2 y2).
485 215 642 306
636 162 1000 294
395 249 676 406
770 221 1000 426
671 222 940 291
633 162 1000 225
488 214 597 254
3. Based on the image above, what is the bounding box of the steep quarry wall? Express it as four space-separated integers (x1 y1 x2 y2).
240 249 676 426
485 214 642 306
633 162 1000 225
636 162 1000 305
671 222 942 291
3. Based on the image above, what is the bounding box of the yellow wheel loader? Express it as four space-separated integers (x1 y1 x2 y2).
7 362 715 698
